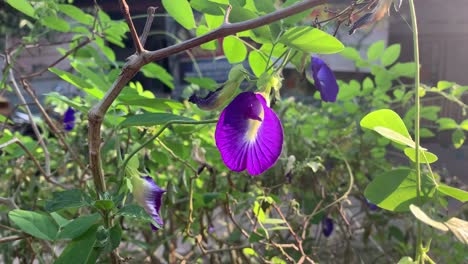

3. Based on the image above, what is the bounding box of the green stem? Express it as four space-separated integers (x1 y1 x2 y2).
408 0 423 262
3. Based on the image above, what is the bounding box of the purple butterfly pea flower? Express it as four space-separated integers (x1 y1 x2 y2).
132 175 166 231
63 107 76 131
309 56 339 102
215 92 283 175
322 217 334 237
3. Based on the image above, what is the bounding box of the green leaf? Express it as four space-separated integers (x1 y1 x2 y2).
45 189 91 212
55 225 100 264
397 256 415 264
460 119 468 131
271 256 287 264
223 36 248 63
248 50 268 77
116 204 157 227
58 4 94 26
403 148 438 164
185 77 218 90
279 26 344 54
340 47 361 61
108 224 122 253
390 62 416 78
118 97 184 111
51 213 70 228
46 92 89 112
452 129 465 149
94 200 115 210
248 232 264 243
49 68 104 98
437 80 454 91
253 201 266 222
437 117 458 130
140 63 174 89
191 0 227 15
119 113 194 127
162 0 196 30
41 16 71 32
254 0 275 13
364 169 435 212
373 127 416 148
361 109 414 147
367 41 385 61
243 247 258 256
5 0 36 18
381 44 401 66
437 184 468 202
58 214 101 240
9 210 58 241
229 6 271 41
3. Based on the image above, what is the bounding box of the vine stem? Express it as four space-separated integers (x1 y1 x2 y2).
408 0 423 262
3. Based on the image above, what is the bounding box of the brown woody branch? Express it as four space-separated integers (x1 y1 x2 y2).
87 0 327 195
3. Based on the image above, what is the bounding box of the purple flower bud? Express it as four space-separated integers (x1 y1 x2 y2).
132 175 166 231
322 217 334 237
308 56 339 102
63 107 76 131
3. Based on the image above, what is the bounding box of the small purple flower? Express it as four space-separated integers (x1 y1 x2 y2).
63 107 75 131
322 217 334 237
132 175 166 231
308 56 339 102
366 199 380 211
215 92 283 175
208 225 215 233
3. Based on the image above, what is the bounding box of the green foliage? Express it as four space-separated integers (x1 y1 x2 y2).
54 226 100 264
5 0 36 18
1 0 466 263
9 210 59 241
223 36 248 63
364 169 435 212
162 0 196 30
45 189 92 212
278 26 344 54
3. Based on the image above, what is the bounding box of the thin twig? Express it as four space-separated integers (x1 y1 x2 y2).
0 235 27 244
22 37 92 79
0 138 69 189
20 80 86 170
6 57 51 178
139 7 157 47
224 5 233 24
119 0 144 53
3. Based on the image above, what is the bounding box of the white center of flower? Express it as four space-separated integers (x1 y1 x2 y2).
245 109 264 142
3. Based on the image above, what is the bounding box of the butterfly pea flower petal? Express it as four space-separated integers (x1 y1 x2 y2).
215 92 283 175
322 217 334 237
63 107 76 131
309 56 339 102
132 175 166 231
